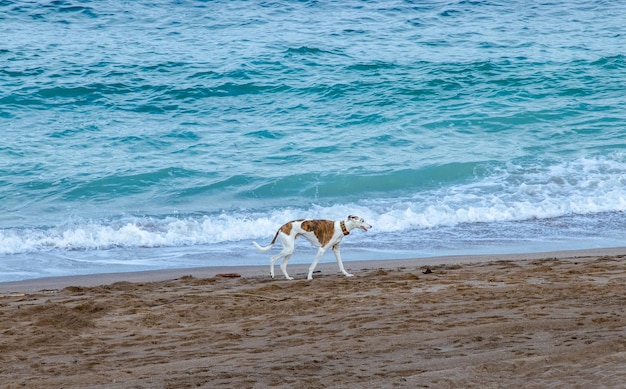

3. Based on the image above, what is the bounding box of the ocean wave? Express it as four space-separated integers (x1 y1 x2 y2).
0 215 278 255
2 154 626 255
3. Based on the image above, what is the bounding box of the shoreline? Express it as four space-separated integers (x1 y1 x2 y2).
3 246 625 294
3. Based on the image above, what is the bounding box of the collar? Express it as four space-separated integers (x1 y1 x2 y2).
340 220 350 236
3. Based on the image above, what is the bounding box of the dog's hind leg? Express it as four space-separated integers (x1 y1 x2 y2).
271 235 294 280
332 242 353 277
269 253 282 279
280 254 294 280
307 247 327 280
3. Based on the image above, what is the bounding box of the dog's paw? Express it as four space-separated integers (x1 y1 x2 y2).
345 273 354 277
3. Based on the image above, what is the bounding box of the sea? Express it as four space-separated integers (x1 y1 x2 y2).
2 0 626 283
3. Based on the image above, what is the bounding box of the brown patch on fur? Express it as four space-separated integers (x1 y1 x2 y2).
301 219 335 247
280 222 294 236
271 220 305 244
270 223 289 245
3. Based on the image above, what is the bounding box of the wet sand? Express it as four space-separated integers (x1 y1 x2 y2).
1 249 626 388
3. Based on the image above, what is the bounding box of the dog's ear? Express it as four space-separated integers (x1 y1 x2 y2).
348 215 357 220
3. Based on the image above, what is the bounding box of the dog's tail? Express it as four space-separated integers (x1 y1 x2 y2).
252 229 280 252
252 241 274 252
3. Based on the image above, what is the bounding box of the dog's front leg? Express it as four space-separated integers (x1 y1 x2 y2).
332 243 353 277
307 247 326 280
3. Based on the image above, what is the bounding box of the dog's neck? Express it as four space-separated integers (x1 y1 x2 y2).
340 220 350 236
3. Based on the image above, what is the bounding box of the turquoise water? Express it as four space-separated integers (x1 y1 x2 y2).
2 1 626 282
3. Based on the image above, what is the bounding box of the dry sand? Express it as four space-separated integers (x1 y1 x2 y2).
1 249 626 388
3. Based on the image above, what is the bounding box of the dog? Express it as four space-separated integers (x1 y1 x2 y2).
253 215 372 280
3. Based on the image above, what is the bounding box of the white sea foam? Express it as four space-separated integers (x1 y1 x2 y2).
2 156 625 255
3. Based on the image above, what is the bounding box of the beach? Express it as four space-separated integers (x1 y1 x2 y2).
2 248 626 388
3 3 626 387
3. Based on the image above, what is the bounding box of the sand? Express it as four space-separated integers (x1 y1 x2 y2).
1 249 626 388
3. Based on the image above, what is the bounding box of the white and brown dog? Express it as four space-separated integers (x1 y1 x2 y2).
253 215 372 280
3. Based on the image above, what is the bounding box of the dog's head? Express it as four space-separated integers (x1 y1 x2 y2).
347 215 372 231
